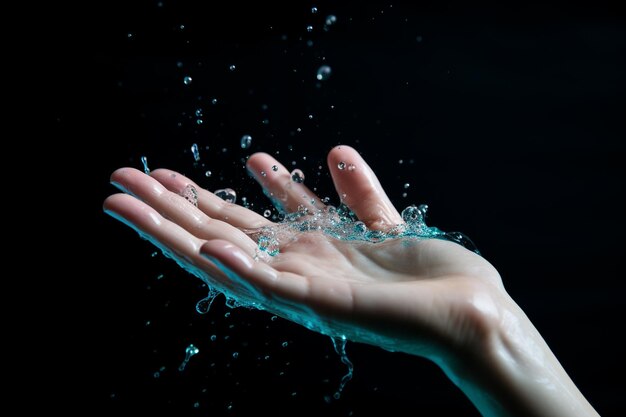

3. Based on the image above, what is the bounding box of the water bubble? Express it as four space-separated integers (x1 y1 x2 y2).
291 169 305 183
325 15 337 26
211 98 218 105
282 341 289 348
316 65 332 81
263 209 272 218
311 6 318 13
404 183 410 189
183 76 193 85
271 165 278 172
229 64 236 71
337 161 346 170
214 188 237 204
205 170 212 177
306 25 313 32
195 108 203 117
210 335 217 341
178 344 200 371
347 164 356 171
353 221 367 234
181 184 199 207
270 315 278 321
140 156 150 174
196 119 203 125
232 352 239 359
191 143 200 161
260 170 267 177
240 134 252 149
416 35 423 43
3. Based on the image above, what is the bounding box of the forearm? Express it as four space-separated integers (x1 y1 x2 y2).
439 296 599 417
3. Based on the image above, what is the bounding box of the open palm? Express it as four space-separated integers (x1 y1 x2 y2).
105 145 504 361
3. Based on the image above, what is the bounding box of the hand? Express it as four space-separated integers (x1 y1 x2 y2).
104 145 599 417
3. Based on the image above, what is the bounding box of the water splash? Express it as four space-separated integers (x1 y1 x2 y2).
178 344 200 371
330 335 353 399
140 155 150 174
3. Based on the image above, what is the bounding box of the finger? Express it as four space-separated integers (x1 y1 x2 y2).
150 168 271 230
110 168 258 257
200 240 311 303
246 152 324 214
327 145 403 231
103 193 223 280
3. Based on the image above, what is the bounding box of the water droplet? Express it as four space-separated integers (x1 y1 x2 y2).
178 344 200 371
263 209 272 218
191 143 200 161
398 159 404 164
140 156 150 174
325 15 337 26
181 184 199 207
337 161 346 170
183 76 192 85
214 188 237 204
311 6 318 13
316 65 332 81
404 183 410 189
308 114 314 119
229 64 236 71
196 291 217 314
306 25 313 32
347 164 356 171
205 170 212 177
240 134 252 149
291 169 305 183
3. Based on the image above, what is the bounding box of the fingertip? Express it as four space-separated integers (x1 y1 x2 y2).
327 145 362 170
110 167 133 183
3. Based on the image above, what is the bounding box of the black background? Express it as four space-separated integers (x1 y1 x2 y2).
50 1 624 415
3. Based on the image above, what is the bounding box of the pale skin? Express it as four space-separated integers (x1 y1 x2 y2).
104 145 599 417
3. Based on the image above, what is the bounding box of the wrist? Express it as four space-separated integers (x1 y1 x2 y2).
436 293 598 417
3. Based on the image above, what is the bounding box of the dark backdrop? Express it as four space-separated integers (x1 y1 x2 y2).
51 1 624 415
